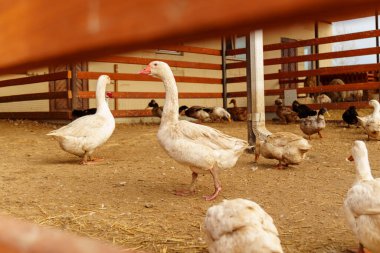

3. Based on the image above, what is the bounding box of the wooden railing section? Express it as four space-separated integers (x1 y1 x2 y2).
225 29 380 111
0 71 72 120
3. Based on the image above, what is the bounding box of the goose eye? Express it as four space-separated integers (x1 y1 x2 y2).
154 63 158 66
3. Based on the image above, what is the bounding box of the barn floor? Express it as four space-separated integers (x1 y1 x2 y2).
0 118 378 253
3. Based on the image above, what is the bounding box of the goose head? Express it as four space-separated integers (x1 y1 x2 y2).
347 140 373 181
369 99 380 108
229 99 236 105
139 61 171 79
146 99 159 109
318 107 330 117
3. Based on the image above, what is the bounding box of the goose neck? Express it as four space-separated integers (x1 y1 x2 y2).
161 73 179 123
354 156 374 181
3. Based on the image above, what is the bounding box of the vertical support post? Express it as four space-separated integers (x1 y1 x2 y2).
314 21 320 89
221 36 227 109
70 64 78 111
114 64 119 111
376 10 379 64
246 30 271 144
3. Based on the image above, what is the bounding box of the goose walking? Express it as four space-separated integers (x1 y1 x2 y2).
47 75 115 164
139 61 250 201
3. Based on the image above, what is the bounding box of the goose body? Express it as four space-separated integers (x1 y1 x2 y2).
357 100 380 140
342 106 359 128
204 198 283 253
47 75 115 164
344 141 380 253
140 61 249 200
255 132 311 169
299 108 329 139
179 105 211 122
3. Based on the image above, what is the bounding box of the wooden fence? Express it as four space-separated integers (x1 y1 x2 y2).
0 30 380 120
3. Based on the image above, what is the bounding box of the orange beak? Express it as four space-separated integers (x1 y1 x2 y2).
139 65 151 75
346 155 354 162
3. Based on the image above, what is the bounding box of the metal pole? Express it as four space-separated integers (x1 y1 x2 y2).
221 36 227 109
245 34 255 146
376 10 379 64
70 64 77 111
314 21 320 89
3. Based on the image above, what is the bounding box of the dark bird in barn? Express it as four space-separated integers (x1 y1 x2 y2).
342 106 359 128
146 99 163 118
292 100 317 119
72 108 97 119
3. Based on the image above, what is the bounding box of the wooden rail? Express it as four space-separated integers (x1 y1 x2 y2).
78 91 222 99
0 91 70 104
77 71 222 84
0 112 72 120
0 71 71 88
94 56 222 70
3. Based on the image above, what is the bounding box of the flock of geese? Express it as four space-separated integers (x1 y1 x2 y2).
46 61 380 253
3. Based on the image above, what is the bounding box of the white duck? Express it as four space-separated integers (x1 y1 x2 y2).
139 61 250 201
47 75 115 164
344 140 380 253
204 198 283 253
357 99 380 140
299 107 329 140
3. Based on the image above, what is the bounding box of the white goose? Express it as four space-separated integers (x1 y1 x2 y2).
344 140 380 253
357 99 380 140
47 75 115 164
204 198 283 253
139 61 250 201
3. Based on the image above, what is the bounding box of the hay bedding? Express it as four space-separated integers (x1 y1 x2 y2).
0 118 379 253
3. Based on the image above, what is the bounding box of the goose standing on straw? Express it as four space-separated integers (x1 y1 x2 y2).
139 61 250 201
47 75 115 164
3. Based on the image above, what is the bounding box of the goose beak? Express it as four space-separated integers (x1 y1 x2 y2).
139 65 151 75
325 111 331 117
106 92 113 98
346 155 354 162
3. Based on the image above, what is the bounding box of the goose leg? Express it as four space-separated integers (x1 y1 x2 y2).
174 171 198 196
204 167 222 201
276 161 284 170
80 153 104 165
318 131 323 138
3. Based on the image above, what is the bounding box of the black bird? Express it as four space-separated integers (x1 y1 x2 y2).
72 108 97 119
146 99 163 118
292 100 317 119
342 106 359 128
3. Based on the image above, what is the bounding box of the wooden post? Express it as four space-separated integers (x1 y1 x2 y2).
114 64 119 110
221 36 227 109
314 21 320 90
376 10 379 64
246 30 271 144
70 64 77 111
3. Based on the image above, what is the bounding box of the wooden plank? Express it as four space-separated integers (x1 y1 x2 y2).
226 61 246 69
0 215 138 253
264 47 380 65
77 71 222 84
0 112 71 120
78 91 222 99
0 91 69 103
265 101 371 112
0 71 71 88
264 63 380 80
229 82 380 98
226 48 246 56
1 0 379 74
93 56 222 70
157 45 221 56
226 76 247 83
264 29 380 51
112 110 153 118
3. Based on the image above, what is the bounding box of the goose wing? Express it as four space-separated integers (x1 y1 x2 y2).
177 120 247 151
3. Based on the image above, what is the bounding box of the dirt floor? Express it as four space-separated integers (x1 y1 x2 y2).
0 116 379 253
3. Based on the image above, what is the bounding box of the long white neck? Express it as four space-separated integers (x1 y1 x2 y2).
354 155 374 182
161 70 179 123
95 81 109 115
372 101 380 117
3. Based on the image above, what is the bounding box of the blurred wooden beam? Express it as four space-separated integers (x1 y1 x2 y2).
1 0 379 74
